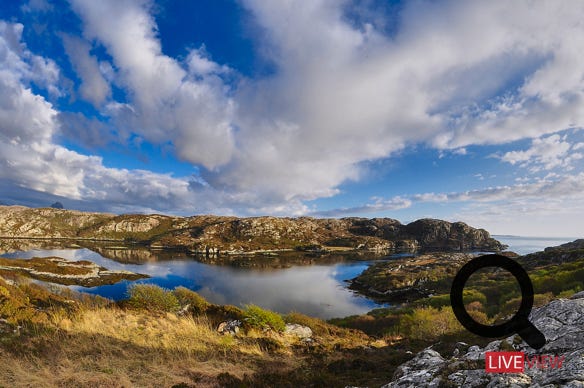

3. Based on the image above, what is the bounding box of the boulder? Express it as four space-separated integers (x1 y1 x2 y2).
381 292 584 387
217 320 241 335
383 349 446 387
284 323 312 339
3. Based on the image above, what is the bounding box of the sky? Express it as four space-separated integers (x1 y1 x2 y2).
1 0 584 237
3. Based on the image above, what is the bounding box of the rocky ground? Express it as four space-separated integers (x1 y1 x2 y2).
382 292 584 387
0 205 505 254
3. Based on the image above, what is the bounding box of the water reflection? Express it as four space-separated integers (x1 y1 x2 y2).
0 240 389 319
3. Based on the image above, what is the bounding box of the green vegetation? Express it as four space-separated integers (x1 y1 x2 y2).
334 255 584 347
0 275 406 387
243 304 286 332
172 286 209 313
125 284 180 312
399 306 460 340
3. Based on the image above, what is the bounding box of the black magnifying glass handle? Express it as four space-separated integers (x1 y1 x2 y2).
517 320 546 350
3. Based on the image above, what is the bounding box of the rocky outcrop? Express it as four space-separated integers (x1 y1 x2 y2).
0 206 505 254
0 206 113 238
520 239 584 269
350 253 475 302
402 219 502 251
382 293 584 387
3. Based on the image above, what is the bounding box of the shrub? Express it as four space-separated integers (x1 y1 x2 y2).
243 304 285 332
173 286 209 313
0 280 51 324
399 306 462 340
462 289 487 305
126 284 180 312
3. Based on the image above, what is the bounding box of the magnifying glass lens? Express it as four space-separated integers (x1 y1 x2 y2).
463 268 521 325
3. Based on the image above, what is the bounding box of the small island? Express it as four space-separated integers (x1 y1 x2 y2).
0 256 148 287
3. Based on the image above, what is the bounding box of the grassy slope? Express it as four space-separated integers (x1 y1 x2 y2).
0 278 410 387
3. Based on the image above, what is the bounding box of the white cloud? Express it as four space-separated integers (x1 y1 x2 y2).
215 0 584 204
319 172 584 218
500 134 583 171
69 0 236 170
61 34 111 107
59 1 584 211
5 1 584 228
0 20 248 214
313 196 412 217
21 0 53 13
311 172 584 235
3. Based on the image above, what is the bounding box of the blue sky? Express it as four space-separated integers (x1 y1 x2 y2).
1 0 584 237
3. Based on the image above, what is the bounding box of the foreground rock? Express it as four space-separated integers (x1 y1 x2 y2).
0 256 148 287
382 293 584 387
217 320 241 335
0 206 505 254
284 323 313 339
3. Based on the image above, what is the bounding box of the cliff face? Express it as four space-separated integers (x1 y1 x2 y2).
0 206 505 253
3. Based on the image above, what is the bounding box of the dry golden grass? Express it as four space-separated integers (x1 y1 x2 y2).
0 306 299 387
0 279 393 387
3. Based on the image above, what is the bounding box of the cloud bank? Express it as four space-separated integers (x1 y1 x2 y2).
2 1 584 235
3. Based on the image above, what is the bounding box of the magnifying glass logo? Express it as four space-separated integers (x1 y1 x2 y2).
450 254 546 349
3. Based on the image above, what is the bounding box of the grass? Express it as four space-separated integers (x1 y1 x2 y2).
0 278 403 387
2 246 581 386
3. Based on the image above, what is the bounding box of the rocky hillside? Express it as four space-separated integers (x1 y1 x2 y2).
0 206 505 254
520 239 584 268
382 292 584 387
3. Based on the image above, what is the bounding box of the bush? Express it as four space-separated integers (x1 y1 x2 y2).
173 286 209 313
399 306 462 340
243 304 285 332
126 284 180 312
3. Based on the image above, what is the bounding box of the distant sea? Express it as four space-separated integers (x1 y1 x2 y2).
493 235 580 256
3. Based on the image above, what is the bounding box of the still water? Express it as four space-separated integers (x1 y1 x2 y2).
0 236 574 319
0 243 393 319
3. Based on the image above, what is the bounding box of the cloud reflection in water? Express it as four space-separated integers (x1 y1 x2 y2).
1 246 387 319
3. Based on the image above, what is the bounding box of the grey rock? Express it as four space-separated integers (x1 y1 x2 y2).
382 349 446 387
284 323 312 339
381 293 584 387
217 319 241 335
